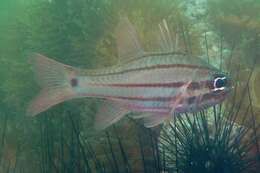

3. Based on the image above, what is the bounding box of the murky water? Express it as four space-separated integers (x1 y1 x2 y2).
0 0 259 172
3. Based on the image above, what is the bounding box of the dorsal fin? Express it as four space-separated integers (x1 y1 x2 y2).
115 17 145 63
157 19 174 52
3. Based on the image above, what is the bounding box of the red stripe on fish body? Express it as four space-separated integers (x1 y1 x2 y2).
73 55 219 114
76 55 213 99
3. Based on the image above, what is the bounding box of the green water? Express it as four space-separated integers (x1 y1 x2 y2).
0 0 259 172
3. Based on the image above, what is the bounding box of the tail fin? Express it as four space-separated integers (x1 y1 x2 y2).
27 53 78 116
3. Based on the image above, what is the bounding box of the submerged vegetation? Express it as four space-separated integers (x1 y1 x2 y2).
0 0 259 172
160 99 260 173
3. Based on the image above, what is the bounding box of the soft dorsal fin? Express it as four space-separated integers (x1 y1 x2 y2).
115 17 145 63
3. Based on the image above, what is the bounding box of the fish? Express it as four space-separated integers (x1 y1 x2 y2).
27 17 232 130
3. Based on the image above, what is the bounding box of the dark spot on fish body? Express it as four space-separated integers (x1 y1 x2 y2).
71 78 78 87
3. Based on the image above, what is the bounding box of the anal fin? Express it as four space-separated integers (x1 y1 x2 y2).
95 100 130 130
142 113 171 128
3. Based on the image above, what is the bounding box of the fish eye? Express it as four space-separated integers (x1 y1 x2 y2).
213 76 227 90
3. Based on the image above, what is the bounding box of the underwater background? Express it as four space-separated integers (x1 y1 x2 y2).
0 0 259 172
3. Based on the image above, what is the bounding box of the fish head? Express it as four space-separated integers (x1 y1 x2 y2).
197 71 233 109
175 70 233 113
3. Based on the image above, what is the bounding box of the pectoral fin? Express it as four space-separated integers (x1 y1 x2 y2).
169 81 192 114
94 100 130 130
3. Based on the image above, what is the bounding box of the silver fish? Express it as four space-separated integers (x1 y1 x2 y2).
27 17 232 129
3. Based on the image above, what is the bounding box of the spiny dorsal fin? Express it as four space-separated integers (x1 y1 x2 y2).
157 19 174 52
115 17 145 63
